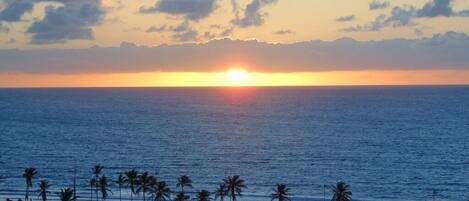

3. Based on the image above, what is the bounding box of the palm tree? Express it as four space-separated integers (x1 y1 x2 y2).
150 181 171 201
223 175 246 201
194 190 211 201
126 169 139 201
176 176 193 193
93 165 104 178
90 178 97 201
98 175 112 201
115 173 128 201
271 184 291 201
214 184 226 201
174 192 189 201
93 165 104 201
330 182 352 201
58 188 75 201
38 180 52 201
137 172 156 201
23 168 38 201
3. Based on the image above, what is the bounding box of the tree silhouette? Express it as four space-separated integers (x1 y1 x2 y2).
223 176 246 201
98 175 112 201
90 178 97 201
330 182 352 201
271 184 291 201
115 173 128 201
23 168 38 201
38 180 52 201
58 188 75 201
137 172 156 201
176 176 193 193
150 181 171 201
126 169 139 201
194 190 211 201
174 192 189 201
214 184 227 201
93 165 104 201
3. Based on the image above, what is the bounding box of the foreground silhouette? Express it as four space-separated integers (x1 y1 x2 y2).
38 180 51 201
23 168 37 201
330 182 352 201
271 184 291 201
2 166 357 201
58 188 75 201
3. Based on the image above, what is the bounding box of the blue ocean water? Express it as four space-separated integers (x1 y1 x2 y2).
0 86 468 201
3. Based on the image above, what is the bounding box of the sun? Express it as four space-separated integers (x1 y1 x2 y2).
226 69 248 84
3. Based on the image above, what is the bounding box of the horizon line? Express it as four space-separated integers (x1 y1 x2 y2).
1 84 468 89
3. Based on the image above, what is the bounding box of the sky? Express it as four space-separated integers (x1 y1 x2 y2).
0 0 468 87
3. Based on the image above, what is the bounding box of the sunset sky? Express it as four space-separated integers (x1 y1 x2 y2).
0 0 468 87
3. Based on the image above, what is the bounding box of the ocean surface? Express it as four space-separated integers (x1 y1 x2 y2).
0 86 468 201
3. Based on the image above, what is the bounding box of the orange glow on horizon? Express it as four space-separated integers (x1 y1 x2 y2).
226 69 249 85
1 70 469 88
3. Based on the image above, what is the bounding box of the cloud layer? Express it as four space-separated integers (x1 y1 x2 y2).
0 32 468 74
139 0 217 21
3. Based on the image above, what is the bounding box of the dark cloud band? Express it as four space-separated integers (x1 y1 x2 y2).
0 32 468 74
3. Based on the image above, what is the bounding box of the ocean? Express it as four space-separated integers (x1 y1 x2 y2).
0 86 468 201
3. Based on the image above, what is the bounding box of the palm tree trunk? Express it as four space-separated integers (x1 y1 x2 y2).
130 190 133 201
25 186 29 201
119 187 122 201
90 185 93 201
231 189 234 201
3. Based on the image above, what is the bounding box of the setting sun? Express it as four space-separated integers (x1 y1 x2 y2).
226 69 248 85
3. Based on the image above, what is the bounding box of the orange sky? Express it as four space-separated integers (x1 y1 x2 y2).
0 0 468 87
1 70 468 88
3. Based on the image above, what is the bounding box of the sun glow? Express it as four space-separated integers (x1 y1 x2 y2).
226 69 248 85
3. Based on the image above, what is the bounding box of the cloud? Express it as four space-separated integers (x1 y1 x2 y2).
0 0 35 22
7 38 16 43
335 15 355 22
139 0 217 21
1 31 468 74
209 24 224 29
343 6 416 32
369 0 389 10
345 0 469 33
219 27 234 37
204 27 233 39
458 10 469 16
231 0 278 28
144 21 200 41
171 21 198 41
416 0 452 17
0 22 9 32
119 41 137 48
273 29 295 35
172 29 198 41
146 25 167 33
25 0 105 44
342 6 416 32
